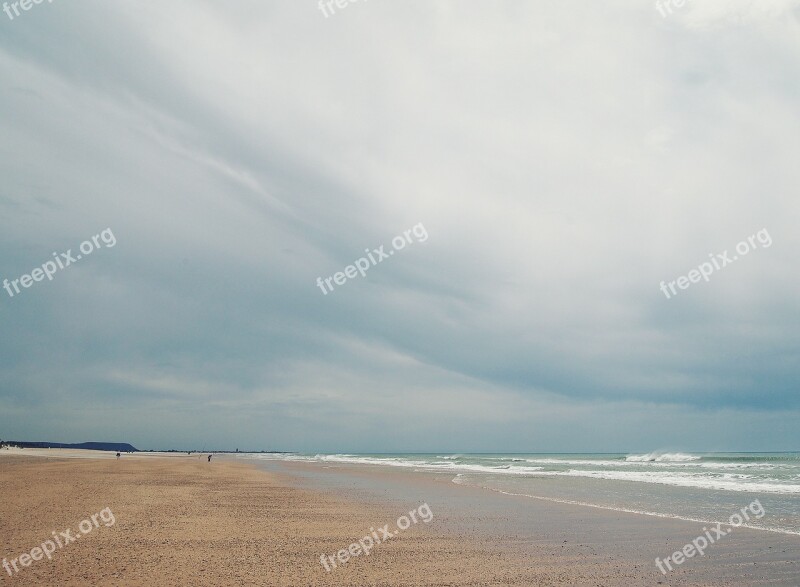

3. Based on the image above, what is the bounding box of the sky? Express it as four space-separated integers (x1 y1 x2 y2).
1 0 798 453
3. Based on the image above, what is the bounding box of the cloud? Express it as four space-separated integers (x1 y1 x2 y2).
680 0 800 29
0 0 798 451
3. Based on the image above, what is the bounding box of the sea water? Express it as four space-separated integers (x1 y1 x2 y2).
240 452 800 535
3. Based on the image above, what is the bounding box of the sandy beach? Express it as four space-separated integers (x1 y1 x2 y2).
1 450 798 586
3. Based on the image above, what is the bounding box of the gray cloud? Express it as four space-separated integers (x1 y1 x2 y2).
0 0 798 451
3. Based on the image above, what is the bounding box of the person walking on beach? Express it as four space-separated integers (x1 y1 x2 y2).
207 454 212 462
116 452 120 459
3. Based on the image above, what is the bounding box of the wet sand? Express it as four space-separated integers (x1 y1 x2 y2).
1 450 797 586
249 458 800 586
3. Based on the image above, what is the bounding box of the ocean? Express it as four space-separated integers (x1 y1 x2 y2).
239 451 800 535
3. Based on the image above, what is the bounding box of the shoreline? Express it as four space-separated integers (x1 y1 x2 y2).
233 452 800 537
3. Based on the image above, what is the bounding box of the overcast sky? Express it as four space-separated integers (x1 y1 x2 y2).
1 0 798 452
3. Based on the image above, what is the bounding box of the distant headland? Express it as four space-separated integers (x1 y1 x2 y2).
1 440 139 452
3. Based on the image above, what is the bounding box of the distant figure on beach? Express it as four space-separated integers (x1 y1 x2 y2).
208 454 212 462
116 452 120 459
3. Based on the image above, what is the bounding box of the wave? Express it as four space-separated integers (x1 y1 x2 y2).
451 477 800 536
235 452 800 494
252 453 547 475
557 469 800 494
525 457 632 467
625 452 701 463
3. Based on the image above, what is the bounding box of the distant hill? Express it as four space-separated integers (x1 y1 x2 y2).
5 441 138 452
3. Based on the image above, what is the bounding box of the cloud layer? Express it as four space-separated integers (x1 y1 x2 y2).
1 0 799 451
